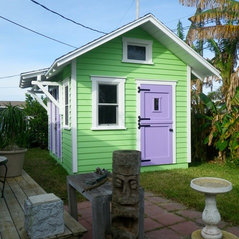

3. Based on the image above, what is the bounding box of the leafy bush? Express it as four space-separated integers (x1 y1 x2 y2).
24 94 48 148
200 87 239 163
0 104 27 150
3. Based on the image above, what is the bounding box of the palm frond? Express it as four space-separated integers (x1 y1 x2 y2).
179 0 229 9
227 68 239 110
190 8 239 23
187 25 239 43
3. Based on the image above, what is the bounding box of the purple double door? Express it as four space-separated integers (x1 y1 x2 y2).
49 87 62 159
139 84 173 166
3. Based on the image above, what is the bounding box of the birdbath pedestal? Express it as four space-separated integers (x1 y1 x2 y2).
190 177 237 239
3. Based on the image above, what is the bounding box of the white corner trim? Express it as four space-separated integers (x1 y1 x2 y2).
91 76 126 130
71 59 78 173
136 79 176 164
187 66 192 163
122 37 153 64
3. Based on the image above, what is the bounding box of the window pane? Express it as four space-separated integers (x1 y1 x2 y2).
65 86 68 104
154 98 159 111
98 105 117 124
65 106 68 125
99 84 117 103
127 45 146 61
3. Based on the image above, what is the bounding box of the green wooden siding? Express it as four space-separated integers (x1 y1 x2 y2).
76 27 188 173
61 65 73 173
51 65 73 173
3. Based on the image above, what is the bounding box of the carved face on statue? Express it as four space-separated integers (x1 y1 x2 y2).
111 150 141 239
113 174 139 205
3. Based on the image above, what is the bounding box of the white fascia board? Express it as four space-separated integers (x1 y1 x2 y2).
148 18 221 79
45 15 153 77
20 68 48 78
45 14 221 80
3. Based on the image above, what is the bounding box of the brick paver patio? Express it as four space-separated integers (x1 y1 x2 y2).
69 191 239 239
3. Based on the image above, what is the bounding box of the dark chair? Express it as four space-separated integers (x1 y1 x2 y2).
0 156 8 198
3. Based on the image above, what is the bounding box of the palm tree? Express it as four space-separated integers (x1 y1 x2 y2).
179 0 239 162
179 0 239 105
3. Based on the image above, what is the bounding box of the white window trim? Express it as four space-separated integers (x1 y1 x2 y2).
63 78 70 130
135 79 177 164
122 37 153 64
91 76 126 130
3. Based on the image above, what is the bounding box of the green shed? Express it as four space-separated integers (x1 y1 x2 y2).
20 14 220 174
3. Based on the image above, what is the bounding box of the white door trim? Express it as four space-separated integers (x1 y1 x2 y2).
187 66 192 163
135 79 177 164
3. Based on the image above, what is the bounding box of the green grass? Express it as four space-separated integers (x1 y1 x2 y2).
24 148 239 224
141 162 239 225
24 148 85 204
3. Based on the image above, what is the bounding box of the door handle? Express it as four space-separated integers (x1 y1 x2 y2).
169 129 173 132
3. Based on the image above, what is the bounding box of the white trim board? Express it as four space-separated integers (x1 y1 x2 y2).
187 66 192 163
136 79 177 164
62 78 70 129
45 14 220 80
91 76 126 130
122 37 153 64
71 59 78 173
28 91 48 113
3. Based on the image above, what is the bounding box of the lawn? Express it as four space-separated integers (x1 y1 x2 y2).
141 162 239 225
24 148 239 224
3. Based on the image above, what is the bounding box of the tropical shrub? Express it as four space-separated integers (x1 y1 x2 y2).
0 104 27 150
200 87 239 164
24 94 48 148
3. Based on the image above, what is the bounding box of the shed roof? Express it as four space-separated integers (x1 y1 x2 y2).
20 14 220 88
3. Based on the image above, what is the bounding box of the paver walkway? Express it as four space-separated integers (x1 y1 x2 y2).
70 191 239 239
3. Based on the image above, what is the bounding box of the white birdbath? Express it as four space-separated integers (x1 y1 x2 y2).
190 177 233 239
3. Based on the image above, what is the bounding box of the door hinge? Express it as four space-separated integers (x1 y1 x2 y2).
138 116 151 121
138 87 150 93
138 124 151 129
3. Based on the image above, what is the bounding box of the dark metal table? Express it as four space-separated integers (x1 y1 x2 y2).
67 173 144 239
0 156 8 198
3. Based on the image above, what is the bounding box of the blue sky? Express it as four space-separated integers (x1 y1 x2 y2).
0 0 196 101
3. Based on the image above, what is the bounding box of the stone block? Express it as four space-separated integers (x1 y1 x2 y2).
24 193 64 239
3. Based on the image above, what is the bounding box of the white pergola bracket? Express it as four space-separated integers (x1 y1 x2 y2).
28 90 49 113
32 81 60 109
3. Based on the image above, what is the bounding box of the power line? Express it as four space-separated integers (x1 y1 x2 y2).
0 15 78 49
165 14 193 24
0 74 20 79
117 0 135 28
29 0 107 35
0 87 20 89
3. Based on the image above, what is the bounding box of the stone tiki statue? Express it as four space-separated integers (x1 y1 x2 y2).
111 150 141 239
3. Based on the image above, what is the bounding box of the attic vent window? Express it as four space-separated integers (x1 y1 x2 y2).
123 37 153 64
